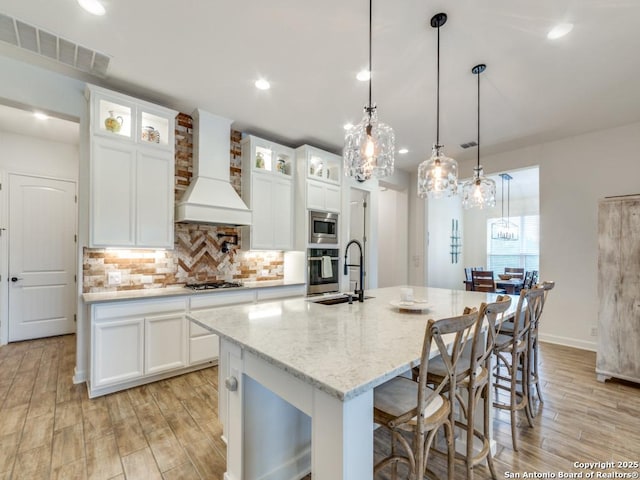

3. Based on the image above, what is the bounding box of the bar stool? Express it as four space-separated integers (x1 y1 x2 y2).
493 287 545 451
422 296 512 479
373 310 479 480
527 281 555 414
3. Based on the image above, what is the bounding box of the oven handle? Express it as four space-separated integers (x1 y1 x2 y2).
308 256 340 261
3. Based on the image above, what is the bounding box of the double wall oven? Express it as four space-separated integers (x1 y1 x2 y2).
307 211 340 295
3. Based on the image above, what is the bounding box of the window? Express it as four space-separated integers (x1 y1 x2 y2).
487 215 539 271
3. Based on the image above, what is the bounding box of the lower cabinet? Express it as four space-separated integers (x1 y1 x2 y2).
88 284 306 397
90 297 189 397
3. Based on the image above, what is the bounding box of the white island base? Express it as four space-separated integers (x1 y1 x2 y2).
219 339 373 480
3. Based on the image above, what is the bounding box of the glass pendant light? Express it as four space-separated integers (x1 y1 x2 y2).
417 13 457 198
462 64 496 209
344 0 395 182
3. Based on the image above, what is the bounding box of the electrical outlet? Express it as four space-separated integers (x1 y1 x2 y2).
590 327 598 337
107 271 122 286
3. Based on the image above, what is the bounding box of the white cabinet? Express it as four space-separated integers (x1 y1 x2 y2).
307 179 341 213
86 84 177 248
93 317 144 388
89 297 188 397
145 312 188 375
241 135 295 250
296 145 341 213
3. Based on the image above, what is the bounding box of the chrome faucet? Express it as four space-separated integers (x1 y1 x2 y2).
344 239 364 302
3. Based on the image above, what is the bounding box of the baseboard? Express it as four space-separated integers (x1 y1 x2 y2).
73 367 86 384
538 333 596 352
256 447 311 480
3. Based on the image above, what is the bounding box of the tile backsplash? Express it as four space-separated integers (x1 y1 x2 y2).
83 112 284 293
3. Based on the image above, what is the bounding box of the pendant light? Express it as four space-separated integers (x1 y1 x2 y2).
417 13 458 198
491 173 519 240
344 0 395 182
462 64 496 209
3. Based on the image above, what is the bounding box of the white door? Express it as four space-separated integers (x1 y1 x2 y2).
9 174 76 341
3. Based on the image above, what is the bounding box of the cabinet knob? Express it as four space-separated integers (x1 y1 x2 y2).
225 376 238 392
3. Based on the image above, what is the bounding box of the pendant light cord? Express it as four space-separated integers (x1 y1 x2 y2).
436 23 440 146
368 0 372 112
477 68 480 171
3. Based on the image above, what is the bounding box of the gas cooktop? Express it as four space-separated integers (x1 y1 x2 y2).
184 281 243 291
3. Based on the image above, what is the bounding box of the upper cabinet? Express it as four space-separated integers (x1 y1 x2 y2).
295 145 342 213
87 85 177 248
241 135 295 250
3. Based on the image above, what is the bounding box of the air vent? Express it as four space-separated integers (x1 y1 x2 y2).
460 141 478 149
0 13 110 77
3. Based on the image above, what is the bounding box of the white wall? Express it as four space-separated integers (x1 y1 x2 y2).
427 195 464 290
377 188 408 287
0 131 79 179
414 121 640 351
463 188 540 271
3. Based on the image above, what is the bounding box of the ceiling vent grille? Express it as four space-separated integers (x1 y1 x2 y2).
460 141 478 149
0 13 110 77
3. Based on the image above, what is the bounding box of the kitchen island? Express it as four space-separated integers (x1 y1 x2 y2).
188 286 514 480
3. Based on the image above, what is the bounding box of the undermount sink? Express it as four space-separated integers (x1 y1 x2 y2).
311 295 374 305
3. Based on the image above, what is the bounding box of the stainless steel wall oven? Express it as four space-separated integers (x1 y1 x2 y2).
307 248 339 295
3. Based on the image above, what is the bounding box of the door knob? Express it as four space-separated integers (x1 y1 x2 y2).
10 277 23 282
225 376 238 391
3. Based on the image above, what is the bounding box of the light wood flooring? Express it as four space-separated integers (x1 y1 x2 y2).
0 335 638 479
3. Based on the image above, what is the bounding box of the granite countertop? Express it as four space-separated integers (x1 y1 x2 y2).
187 286 513 401
82 279 306 304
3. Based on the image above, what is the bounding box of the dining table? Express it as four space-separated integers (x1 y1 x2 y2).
464 277 523 294
187 286 517 480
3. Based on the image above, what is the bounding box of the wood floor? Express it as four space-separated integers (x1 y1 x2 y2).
0 335 638 479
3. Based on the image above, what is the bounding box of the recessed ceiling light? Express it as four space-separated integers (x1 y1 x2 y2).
77 0 106 16
255 79 270 90
356 70 370 82
398 148 409 154
547 23 573 40
33 112 48 120
343 123 354 130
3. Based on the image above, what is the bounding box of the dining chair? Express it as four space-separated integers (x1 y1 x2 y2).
464 267 473 283
504 267 525 280
471 270 502 293
373 310 479 480
421 296 512 479
522 271 534 290
493 287 545 451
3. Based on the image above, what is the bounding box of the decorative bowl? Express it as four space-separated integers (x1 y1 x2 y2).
498 274 512 280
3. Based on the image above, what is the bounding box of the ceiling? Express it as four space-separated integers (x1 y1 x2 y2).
1 1 639 175
0 103 78 144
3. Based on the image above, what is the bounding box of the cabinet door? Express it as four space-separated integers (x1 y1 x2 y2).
251 173 275 249
92 317 144 387
145 313 187 375
307 180 325 211
324 184 341 213
272 178 293 250
136 149 174 248
91 137 135 246
189 334 219 365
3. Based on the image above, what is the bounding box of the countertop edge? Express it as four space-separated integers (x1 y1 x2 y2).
82 280 306 304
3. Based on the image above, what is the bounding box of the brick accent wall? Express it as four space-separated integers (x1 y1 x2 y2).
82 113 285 293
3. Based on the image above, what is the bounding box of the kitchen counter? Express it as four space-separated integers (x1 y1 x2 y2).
188 286 514 480
81 279 306 304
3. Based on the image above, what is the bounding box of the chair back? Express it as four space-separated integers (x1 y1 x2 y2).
413 310 478 450
531 270 539 286
464 267 473 282
512 286 545 344
505 267 525 279
522 271 534 289
469 296 512 385
540 280 555 314
471 270 496 292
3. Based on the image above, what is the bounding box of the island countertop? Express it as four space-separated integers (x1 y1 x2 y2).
187 286 511 401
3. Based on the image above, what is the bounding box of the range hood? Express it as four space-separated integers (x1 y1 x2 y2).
175 109 251 226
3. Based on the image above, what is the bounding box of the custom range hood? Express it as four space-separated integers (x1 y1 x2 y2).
175 109 251 226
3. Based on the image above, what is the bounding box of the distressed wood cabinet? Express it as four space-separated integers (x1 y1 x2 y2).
596 195 640 384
